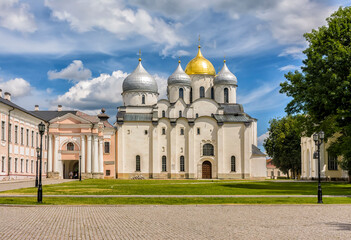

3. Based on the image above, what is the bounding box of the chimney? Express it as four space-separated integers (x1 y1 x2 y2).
0 89 2 98
58 105 62 111
4 92 11 101
35 105 39 111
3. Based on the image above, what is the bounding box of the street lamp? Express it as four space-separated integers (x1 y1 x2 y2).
313 130 324 204
35 147 40 187
37 122 45 203
79 155 82 181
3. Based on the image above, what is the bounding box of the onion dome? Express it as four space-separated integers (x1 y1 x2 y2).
185 45 216 76
167 60 191 86
214 60 237 85
122 58 158 93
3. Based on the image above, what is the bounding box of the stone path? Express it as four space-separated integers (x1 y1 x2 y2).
0 179 74 192
0 205 350 239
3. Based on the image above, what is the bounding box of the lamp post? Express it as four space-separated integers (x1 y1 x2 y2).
35 147 39 188
37 122 45 203
79 155 82 181
313 130 325 204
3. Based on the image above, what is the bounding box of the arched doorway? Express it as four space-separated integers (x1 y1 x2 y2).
202 161 212 179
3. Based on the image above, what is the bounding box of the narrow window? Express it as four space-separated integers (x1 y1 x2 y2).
142 95 145 104
15 125 18 143
197 128 200 135
180 128 184 135
67 142 74 151
328 152 338 170
196 113 199 118
162 156 167 172
9 124 11 143
224 88 229 103
179 88 184 99
231 156 236 172
136 155 141 171
104 142 110 154
211 87 214 99
162 128 166 135
180 156 185 172
21 159 23 172
8 157 11 173
31 131 34 147
1 156 5 172
200 86 205 98
44 162 47 173
15 158 19 172
26 159 29 173
144 130 148 135
203 144 214 156
31 160 34 173
106 170 111 176
162 110 166 118
36 132 38 147
21 127 24 145
179 111 182 118
1 121 5 140
190 88 193 103
26 129 29 146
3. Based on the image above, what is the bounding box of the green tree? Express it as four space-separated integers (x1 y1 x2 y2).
280 6 351 181
264 115 305 179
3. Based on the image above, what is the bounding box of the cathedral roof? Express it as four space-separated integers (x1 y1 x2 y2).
214 60 237 85
185 45 216 76
122 59 158 93
168 61 191 86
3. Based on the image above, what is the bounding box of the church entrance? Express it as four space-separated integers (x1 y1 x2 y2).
63 160 79 179
202 161 212 179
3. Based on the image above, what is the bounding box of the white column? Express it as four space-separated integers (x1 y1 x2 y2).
99 138 103 173
48 134 53 172
87 135 92 173
54 135 59 172
81 135 85 173
93 135 98 173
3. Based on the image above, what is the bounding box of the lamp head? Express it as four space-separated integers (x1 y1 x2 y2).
319 131 325 140
313 133 319 142
36 147 40 155
38 122 45 135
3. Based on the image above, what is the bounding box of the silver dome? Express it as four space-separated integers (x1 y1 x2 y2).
122 60 158 93
214 61 237 85
168 61 191 86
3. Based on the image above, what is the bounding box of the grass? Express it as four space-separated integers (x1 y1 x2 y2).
1 179 351 196
0 197 351 205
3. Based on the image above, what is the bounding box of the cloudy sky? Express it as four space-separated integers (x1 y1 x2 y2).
0 0 349 150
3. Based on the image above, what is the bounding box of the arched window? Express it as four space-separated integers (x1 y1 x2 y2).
190 88 193 103
162 156 167 172
179 111 182 118
67 142 74 151
162 110 166 118
211 87 214 99
142 95 145 104
180 156 185 172
203 144 214 156
200 87 205 98
231 156 236 172
136 155 141 171
179 88 184 99
224 88 229 103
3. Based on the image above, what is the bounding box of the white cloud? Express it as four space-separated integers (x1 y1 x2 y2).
0 0 36 33
279 65 301 72
0 78 31 98
48 60 92 82
44 0 187 53
257 131 269 146
279 46 306 59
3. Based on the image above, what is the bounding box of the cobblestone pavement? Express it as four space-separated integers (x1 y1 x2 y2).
0 179 74 192
0 205 350 239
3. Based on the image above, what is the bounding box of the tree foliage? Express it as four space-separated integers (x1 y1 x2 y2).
280 6 351 180
264 115 305 178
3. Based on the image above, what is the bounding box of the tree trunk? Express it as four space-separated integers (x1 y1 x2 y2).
348 171 351 183
287 171 290 179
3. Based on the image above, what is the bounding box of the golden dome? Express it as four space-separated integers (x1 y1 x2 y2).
185 45 216 76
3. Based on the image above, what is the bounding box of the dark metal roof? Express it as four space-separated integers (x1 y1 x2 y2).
123 113 153 121
0 98 46 121
29 111 77 121
219 104 244 114
213 114 250 123
252 145 266 156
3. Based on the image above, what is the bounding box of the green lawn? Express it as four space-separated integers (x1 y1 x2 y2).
1 179 351 196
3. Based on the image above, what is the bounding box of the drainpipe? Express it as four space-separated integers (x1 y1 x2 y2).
46 122 50 177
8 107 15 177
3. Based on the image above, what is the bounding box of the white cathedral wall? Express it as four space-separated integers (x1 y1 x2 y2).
190 75 214 101
168 85 191 104
214 85 236 104
169 101 187 118
122 92 158 106
191 99 219 117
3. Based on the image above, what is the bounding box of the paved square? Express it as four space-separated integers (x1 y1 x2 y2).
0 205 350 239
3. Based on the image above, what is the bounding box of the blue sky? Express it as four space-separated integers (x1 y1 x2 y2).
0 0 349 150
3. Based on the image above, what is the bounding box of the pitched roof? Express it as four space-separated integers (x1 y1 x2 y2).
252 144 266 156
0 98 46 121
29 110 77 121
